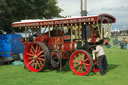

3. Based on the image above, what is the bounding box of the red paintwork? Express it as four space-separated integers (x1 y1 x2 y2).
64 35 70 40
99 14 116 23
12 14 116 28
62 42 76 52
92 60 100 72
24 42 46 72
47 37 63 50
70 50 92 76
15 13 116 75
21 30 75 60
23 42 31 49
46 35 76 59
10 51 13 56
12 16 98 28
34 34 49 42
92 68 100 72
20 38 24 42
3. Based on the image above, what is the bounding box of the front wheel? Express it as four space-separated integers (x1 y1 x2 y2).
69 50 93 76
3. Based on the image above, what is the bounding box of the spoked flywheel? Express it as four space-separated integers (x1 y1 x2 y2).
69 50 93 76
50 53 60 68
24 42 49 72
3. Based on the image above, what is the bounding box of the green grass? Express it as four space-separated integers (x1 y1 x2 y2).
0 47 128 85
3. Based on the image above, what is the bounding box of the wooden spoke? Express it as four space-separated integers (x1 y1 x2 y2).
74 63 80 68
30 48 35 55
38 59 44 67
79 53 82 60
35 45 38 53
73 60 78 63
34 61 38 70
31 45 36 53
77 66 82 72
38 58 45 61
83 64 88 71
32 60 35 67
27 60 34 67
37 51 44 56
36 60 41 69
83 63 90 66
81 54 85 60
83 58 88 63
38 46 41 53
27 52 34 57
74 55 79 61
81 66 84 73
39 55 45 58
28 57 33 60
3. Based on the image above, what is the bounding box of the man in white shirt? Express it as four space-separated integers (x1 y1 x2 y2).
93 45 108 75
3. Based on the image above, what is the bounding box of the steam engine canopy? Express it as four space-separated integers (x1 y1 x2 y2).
12 14 116 28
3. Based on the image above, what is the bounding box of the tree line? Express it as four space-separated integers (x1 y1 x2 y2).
0 0 62 33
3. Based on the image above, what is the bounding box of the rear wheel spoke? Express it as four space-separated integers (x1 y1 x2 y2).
37 60 41 69
37 51 44 56
38 47 41 53
34 61 38 70
39 55 45 58
39 59 44 67
35 45 38 53
28 57 33 60
38 58 45 61
27 60 34 67
30 48 35 55
32 60 35 67
31 45 36 54
27 52 34 57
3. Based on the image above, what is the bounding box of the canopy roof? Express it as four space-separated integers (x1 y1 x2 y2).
12 13 116 28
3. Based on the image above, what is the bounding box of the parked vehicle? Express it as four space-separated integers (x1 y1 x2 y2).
0 34 24 64
12 14 116 76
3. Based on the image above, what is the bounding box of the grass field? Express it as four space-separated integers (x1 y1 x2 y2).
0 46 128 85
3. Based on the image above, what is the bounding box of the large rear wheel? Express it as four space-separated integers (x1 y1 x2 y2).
24 42 49 72
69 50 93 76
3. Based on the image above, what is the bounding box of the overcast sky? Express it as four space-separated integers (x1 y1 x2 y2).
57 0 128 30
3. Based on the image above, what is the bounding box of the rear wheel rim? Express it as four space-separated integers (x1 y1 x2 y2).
24 43 46 72
70 50 91 76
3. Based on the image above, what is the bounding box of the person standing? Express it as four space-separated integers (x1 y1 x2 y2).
93 45 108 75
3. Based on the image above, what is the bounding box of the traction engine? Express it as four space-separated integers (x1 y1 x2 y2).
12 14 116 76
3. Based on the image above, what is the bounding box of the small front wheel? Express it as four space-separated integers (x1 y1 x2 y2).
69 50 93 76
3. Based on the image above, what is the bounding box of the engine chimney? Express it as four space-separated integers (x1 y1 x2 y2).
81 0 87 16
